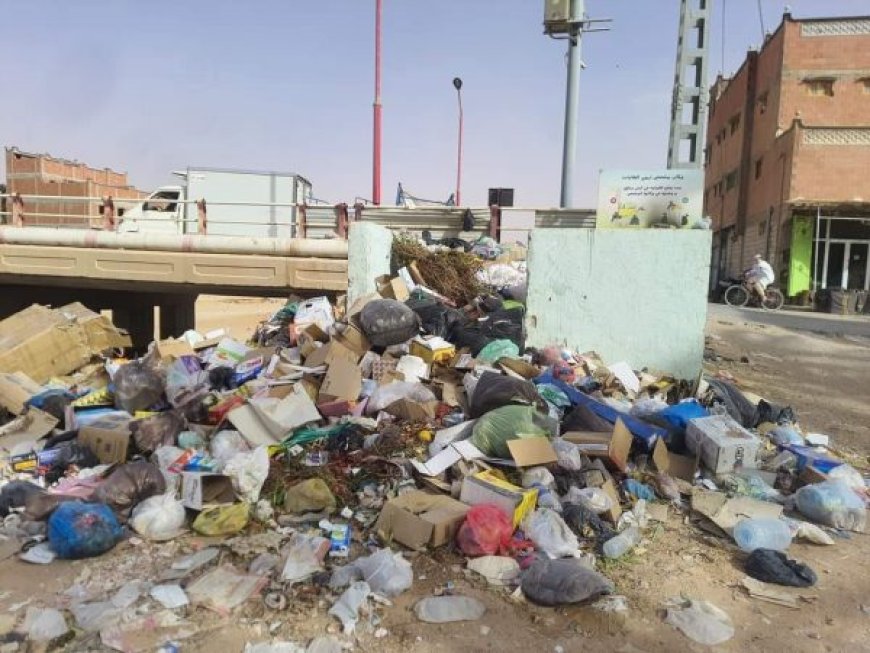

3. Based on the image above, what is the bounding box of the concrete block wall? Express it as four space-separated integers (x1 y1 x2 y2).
347 222 392 305
525 229 713 379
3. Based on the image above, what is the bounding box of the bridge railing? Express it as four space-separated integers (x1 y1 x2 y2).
1 193 597 243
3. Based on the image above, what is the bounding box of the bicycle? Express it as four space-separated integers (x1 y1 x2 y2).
724 281 785 310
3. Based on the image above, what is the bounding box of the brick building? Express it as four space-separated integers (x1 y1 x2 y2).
704 14 870 298
4 147 146 227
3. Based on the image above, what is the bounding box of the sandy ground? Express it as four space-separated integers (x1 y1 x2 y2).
1 297 868 652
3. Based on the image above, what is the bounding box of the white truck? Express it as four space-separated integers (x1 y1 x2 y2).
117 167 313 238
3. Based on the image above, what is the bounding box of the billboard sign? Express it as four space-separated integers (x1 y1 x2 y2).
596 169 704 229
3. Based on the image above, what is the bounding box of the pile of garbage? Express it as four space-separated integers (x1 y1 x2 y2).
0 242 866 650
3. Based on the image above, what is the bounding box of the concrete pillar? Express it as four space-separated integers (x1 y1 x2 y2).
112 304 156 352
159 295 197 339
347 222 392 305
525 228 712 379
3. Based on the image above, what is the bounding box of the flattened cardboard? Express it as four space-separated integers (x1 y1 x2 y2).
385 399 438 421
182 472 236 510
318 358 362 403
375 491 470 550
251 384 322 436
376 275 411 302
305 341 359 369
334 324 371 357
156 339 196 360
507 438 558 467
227 405 282 447
563 419 632 472
0 408 58 451
652 437 700 482
78 413 132 464
691 491 783 534
0 371 41 414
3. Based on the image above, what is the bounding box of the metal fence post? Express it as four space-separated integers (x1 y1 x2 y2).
102 196 115 231
197 199 208 234
336 203 349 239
11 194 24 227
354 202 364 222
297 204 308 239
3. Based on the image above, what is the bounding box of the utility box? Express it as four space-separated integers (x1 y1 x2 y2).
544 0 572 33
686 415 762 475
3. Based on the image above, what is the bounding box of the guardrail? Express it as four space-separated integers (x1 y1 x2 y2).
1 193 597 242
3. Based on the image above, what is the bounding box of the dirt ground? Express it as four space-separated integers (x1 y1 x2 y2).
1 297 868 652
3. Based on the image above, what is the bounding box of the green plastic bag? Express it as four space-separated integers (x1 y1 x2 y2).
192 503 250 536
470 405 554 458
476 339 520 364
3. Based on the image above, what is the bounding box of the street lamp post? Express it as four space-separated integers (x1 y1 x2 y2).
453 77 463 207
372 0 383 205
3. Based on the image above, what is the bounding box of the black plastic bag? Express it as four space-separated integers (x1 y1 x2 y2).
130 411 185 454
93 460 166 522
753 400 796 427
561 502 617 544
0 480 44 517
360 299 421 347
469 371 545 419
43 441 100 485
114 361 165 413
704 378 757 428
745 548 817 587
521 557 614 606
561 403 613 434
406 296 465 340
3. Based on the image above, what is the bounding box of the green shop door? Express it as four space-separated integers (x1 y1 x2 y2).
788 216 813 297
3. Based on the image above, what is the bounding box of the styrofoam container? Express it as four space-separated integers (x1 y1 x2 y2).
686 414 761 475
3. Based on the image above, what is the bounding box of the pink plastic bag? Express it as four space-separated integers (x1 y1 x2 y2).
456 504 514 557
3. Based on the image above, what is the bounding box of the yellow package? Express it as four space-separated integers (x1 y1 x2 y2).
192 503 250 536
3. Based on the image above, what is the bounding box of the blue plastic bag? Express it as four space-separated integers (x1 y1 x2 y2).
48 502 122 559
658 400 709 431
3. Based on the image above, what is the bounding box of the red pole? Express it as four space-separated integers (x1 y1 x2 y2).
372 0 383 205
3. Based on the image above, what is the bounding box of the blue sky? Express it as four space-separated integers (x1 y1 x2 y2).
2 0 867 207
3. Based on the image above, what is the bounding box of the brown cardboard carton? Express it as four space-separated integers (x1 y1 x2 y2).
182 472 236 510
78 413 133 464
0 371 41 414
318 358 362 403
375 490 470 550
563 419 633 472
507 438 559 467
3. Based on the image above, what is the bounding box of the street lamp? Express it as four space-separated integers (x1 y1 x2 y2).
453 77 463 207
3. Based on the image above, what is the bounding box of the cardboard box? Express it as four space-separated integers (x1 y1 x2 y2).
156 339 196 360
460 470 538 528
376 275 411 302
507 438 558 467
305 341 360 368
563 419 633 472
78 413 133 464
375 490 470 550
686 415 761 475
385 398 438 421
182 472 236 510
318 358 362 403
652 436 700 482
409 336 456 365
0 304 118 384
0 371 41 414
0 408 58 452
334 324 371 357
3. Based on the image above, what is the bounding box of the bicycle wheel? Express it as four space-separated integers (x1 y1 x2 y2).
762 288 784 311
724 284 749 307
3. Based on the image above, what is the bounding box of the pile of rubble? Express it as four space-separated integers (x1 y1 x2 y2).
0 240 866 651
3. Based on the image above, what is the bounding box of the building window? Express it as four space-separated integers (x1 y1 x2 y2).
758 91 769 114
804 78 835 97
755 157 763 180
725 170 738 191
758 219 767 235
860 78 870 94
729 113 741 134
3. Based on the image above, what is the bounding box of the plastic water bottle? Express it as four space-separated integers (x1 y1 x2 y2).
733 518 793 552
602 525 641 559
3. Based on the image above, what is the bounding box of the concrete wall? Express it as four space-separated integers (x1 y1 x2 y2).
525 229 712 379
347 222 392 305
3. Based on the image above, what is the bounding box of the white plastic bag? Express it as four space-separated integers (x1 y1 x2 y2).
552 438 585 471
353 548 413 597
130 493 186 541
523 508 579 558
210 430 251 470
224 446 270 504
795 480 866 532
827 464 866 492
563 487 614 514
366 382 436 415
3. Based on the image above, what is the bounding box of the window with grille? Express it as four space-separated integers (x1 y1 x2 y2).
804 78 835 97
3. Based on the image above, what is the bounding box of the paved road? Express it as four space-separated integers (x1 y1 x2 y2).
707 302 870 337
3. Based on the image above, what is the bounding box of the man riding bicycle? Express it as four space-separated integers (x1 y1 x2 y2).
746 254 775 302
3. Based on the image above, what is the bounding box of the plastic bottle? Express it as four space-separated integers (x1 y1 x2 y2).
733 518 792 552
602 525 641 559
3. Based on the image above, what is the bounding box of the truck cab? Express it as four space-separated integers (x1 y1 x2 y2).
117 185 185 234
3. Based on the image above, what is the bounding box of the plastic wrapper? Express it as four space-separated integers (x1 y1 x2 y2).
353 548 413 597
523 508 579 558
223 446 270 503
192 503 250 536
563 487 613 514
210 430 251 470
469 372 545 419
476 339 519 364
827 464 866 492
113 361 165 413
283 478 337 514
131 411 185 454
93 460 167 521
366 382 437 415
42 441 100 485
359 299 420 347
129 493 186 541
795 480 866 532
47 502 122 559
665 599 734 646
328 581 371 634
521 558 614 606
469 405 554 458
456 504 514 557
552 438 585 471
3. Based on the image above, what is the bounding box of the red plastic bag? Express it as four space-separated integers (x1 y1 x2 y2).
456 504 514 557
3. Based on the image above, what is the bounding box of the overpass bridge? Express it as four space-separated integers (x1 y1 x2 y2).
0 197 595 347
